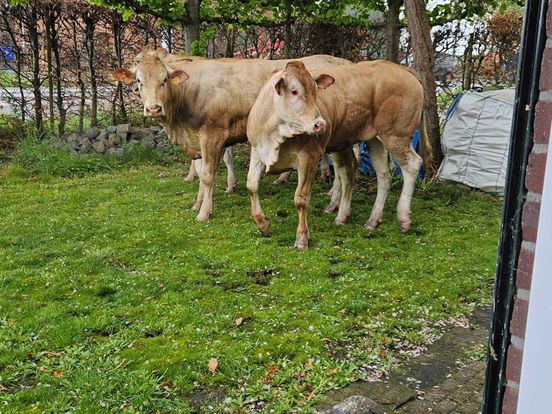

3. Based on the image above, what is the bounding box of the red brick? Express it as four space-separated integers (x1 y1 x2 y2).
502 384 519 414
525 152 548 194
516 248 535 290
539 47 552 91
506 342 524 383
510 297 530 338
533 101 552 144
521 200 542 242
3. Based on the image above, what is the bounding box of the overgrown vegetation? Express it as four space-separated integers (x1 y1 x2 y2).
0 147 501 412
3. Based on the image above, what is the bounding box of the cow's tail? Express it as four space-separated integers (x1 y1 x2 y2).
419 107 436 178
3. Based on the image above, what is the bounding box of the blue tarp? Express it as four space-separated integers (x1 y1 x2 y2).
1 46 14 62
358 130 424 179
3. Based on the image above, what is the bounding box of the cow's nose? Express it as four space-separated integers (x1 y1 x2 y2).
313 119 326 133
146 105 162 115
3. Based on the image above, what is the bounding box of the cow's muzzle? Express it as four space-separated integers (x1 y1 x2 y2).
144 105 164 117
313 119 326 133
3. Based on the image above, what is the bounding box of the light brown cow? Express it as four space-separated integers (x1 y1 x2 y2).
112 48 350 221
246 60 431 248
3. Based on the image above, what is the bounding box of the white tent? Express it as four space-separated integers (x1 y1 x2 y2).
437 88 515 193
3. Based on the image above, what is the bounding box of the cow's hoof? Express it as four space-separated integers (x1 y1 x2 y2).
196 213 210 222
334 216 348 225
225 184 237 193
324 204 338 214
294 240 308 249
184 176 195 182
192 202 201 211
273 178 288 185
257 221 272 237
364 218 380 230
398 220 411 233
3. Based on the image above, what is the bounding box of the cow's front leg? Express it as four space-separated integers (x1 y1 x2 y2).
332 146 358 225
196 129 225 221
294 153 320 249
247 148 271 236
223 146 237 193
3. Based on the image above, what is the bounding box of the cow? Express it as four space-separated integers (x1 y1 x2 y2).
246 60 431 248
112 48 350 221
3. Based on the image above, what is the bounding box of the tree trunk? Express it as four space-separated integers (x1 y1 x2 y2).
386 0 402 63
84 14 98 127
49 7 66 136
45 10 55 131
112 11 127 124
184 0 200 54
404 0 442 173
27 2 43 136
284 0 292 59
71 21 85 134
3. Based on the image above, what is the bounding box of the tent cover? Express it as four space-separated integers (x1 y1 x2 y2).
437 88 515 193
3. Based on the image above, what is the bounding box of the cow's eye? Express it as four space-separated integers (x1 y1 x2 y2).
291 90 298 96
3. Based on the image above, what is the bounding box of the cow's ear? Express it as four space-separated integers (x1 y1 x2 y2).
169 69 189 85
315 74 335 89
112 68 135 85
275 77 285 95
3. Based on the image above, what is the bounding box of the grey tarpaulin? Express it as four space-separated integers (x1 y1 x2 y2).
437 88 515 193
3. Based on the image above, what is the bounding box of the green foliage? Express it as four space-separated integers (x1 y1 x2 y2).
0 147 501 412
10 137 171 177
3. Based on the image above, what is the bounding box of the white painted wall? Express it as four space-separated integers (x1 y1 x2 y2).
517 123 552 413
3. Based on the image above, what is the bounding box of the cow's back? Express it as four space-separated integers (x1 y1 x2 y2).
311 61 424 150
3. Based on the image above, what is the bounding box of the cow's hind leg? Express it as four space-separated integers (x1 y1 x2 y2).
294 153 320 249
223 146 237 193
191 159 203 210
185 160 197 182
325 172 341 214
196 130 225 221
247 148 271 236
365 138 392 230
332 146 358 225
273 170 291 185
385 138 422 233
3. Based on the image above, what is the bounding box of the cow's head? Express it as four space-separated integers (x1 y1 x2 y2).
112 48 190 118
272 61 334 137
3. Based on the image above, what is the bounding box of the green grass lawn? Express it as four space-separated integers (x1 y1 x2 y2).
0 152 501 413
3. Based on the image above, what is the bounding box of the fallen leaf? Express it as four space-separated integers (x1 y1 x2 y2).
52 370 64 378
235 317 243 326
38 366 45 373
263 364 279 384
208 358 218 375
46 352 62 358
161 379 174 388
7 320 14 328
321 337 331 343
328 368 337 375
379 349 387 358
26 352 36 360
339 308 347 316
305 359 314 370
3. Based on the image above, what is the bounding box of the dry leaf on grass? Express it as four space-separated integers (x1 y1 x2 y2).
52 370 64 378
208 358 218 375
235 317 243 326
46 352 62 358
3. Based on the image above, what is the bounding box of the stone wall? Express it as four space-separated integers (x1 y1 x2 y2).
64 124 171 156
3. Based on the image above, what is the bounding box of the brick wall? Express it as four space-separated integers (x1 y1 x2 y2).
501 2 552 412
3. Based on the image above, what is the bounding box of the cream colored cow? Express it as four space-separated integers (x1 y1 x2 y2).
113 48 350 221
246 60 431 248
